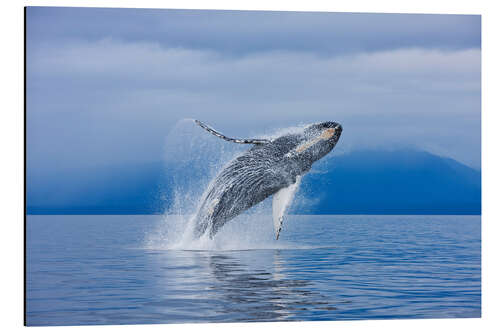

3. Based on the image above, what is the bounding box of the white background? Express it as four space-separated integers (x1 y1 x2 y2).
1 0 498 332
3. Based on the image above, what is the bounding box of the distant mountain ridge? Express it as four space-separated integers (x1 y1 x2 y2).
27 149 481 215
293 149 480 214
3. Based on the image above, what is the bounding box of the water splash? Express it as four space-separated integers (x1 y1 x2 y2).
144 214 318 251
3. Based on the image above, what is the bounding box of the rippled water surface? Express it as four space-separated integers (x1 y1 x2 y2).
26 215 481 326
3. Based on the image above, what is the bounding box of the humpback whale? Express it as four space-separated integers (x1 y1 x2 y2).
192 120 342 239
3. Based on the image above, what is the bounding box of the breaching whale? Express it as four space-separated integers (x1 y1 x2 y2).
192 120 342 240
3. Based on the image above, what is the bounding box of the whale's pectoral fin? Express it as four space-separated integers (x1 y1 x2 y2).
195 120 270 145
272 177 302 240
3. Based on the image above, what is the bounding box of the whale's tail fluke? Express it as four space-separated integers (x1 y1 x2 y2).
194 120 270 145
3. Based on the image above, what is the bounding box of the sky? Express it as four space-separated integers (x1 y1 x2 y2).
26 7 481 184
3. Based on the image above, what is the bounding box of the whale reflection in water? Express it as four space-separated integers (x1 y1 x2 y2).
207 251 340 321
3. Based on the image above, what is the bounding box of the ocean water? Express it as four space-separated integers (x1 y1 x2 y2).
26 214 481 326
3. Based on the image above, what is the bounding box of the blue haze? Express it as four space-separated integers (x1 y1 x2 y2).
26 8 481 215
27 149 480 215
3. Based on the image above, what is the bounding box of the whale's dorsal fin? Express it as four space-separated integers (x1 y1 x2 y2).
195 120 270 145
272 176 302 240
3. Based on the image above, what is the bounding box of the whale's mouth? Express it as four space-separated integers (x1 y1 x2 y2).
320 123 342 142
293 123 342 154
320 128 336 140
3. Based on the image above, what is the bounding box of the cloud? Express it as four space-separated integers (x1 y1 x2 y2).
27 7 480 55
27 36 480 173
